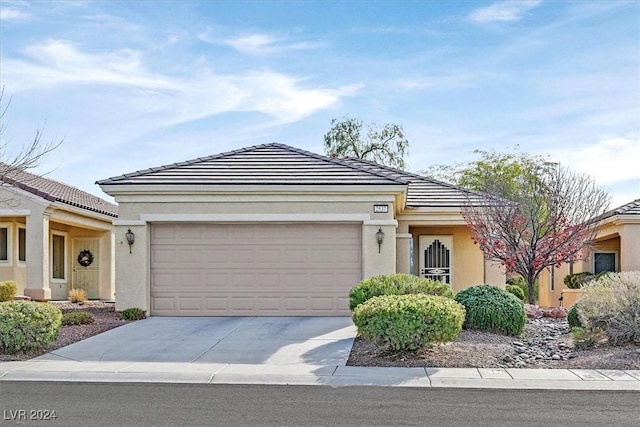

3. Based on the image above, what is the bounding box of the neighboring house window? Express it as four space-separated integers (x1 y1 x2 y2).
593 252 617 274
0 226 9 264
18 227 26 262
52 233 66 280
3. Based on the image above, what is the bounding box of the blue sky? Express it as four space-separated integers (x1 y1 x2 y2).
1 0 638 207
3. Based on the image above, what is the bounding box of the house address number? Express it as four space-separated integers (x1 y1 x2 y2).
373 204 389 213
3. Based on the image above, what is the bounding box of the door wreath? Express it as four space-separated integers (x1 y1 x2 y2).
77 249 94 267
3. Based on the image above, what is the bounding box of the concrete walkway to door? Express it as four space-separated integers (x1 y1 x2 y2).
1 317 639 390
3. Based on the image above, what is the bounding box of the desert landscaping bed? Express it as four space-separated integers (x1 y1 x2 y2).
0 301 132 362
347 317 640 370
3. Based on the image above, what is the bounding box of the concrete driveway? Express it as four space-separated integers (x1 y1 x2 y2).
37 317 356 366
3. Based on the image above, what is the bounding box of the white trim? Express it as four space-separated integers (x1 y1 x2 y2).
363 219 399 226
113 220 146 226
0 223 11 266
395 233 413 239
592 250 618 274
51 231 68 283
0 209 31 216
140 213 372 223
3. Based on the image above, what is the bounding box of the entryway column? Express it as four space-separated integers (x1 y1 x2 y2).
395 221 412 274
24 210 52 301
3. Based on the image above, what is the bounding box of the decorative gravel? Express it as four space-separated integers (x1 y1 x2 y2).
347 317 640 370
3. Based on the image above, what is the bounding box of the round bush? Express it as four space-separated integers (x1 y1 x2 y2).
567 303 582 329
349 273 454 311
564 272 594 289
0 281 18 302
0 301 63 353
352 294 466 351
62 311 95 326
505 285 525 302
455 284 526 336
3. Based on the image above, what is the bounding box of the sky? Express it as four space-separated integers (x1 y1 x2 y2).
0 0 638 207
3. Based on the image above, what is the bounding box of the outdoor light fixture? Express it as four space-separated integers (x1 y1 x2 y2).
125 229 135 254
376 227 385 253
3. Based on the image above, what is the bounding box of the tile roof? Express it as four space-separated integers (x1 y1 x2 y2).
0 163 118 217
97 143 407 186
599 198 640 220
342 157 492 208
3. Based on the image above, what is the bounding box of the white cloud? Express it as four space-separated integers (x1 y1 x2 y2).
0 7 30 20
199 28 324 55
550 135 640 186
2 40 358 125
468 0 543 23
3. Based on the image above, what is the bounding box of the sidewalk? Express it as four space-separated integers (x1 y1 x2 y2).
2 360 639 391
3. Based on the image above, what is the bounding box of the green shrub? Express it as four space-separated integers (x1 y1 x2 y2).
564 272 595 289
0 301 63 353
62 311 94 326
455 284 526 336
505 276 538 303
567 303 582 328
120 307 146 321
505 285 525 302
349 273 454 311
0 281 18 302
352 294 465 351
577 271 640 345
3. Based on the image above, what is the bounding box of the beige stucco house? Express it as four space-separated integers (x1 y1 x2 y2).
538 198 640 308
0 165 117 301
98 143 504 316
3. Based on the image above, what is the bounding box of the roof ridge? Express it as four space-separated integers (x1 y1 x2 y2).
97 143 408 185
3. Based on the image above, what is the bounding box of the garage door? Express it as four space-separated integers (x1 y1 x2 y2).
150 223 362 316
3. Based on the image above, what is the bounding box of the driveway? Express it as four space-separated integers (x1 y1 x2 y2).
36 317 356 366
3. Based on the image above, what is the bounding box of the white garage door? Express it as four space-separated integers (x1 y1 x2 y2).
150 223 362 316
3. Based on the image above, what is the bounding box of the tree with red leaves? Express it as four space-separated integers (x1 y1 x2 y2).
462 164 610 304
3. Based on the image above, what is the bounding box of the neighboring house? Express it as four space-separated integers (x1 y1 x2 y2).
0 164 117 301
98 143 504 316
538 198 640 307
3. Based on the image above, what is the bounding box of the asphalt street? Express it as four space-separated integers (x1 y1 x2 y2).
1 382 638 427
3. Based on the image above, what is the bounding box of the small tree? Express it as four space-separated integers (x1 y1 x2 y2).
462 164 610 304
0 87 62 204
323 117 409 169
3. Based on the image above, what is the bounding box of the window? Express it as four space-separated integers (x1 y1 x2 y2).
594 252 617 274
18 227 26 262
52 234 66 280
0 227 7 262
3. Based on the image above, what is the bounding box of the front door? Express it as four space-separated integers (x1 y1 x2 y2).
419 235 452 286
72 238 100 299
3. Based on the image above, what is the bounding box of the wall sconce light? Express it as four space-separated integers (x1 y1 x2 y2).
376 227 385 253
125 228 135 254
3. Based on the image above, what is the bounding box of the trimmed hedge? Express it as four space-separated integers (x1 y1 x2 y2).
0 301 63 353
349 273 454 311
352 294 465 351
564 272 595 289
455 284 526 336
0 281 18 302
505 284 525 302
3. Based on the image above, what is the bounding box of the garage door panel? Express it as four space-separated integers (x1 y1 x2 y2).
150 223 361 316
